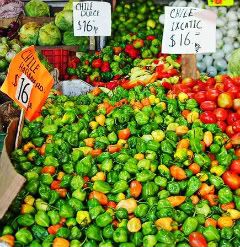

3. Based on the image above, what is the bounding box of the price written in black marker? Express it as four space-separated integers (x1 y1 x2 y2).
77 20 98 35
15 73 33 108
161 7 216 54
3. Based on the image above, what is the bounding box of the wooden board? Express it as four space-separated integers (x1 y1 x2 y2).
0 16 54 27
181 54 200 80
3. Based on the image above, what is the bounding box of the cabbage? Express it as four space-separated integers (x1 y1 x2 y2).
228 48 240 76
55 10 73 31
0 44 9 58
19 22 40 45
63 31 89 49
24 0 50 17
5 50 17 62
38 22 61 46
64 0 73 11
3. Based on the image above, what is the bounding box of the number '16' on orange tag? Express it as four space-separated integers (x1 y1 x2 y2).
0 46 54 121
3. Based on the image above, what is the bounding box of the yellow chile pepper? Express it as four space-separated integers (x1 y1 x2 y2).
167 123 179 131
134 153 145 160
117 139 127 147
89 121 99 130
155 217 173 231
76 211 91 226
23 142 35 153
91 172 106 182
95 114 106 126
196 172 208 182
116 193 126 202
106 208 115 217
151 130 165 142
210 165 225 177
158 165 170 174
176 126 189 136
24 195 35 206
149 95 156 105
187 112 199 123
203 131 213 147
127 218 142 232
116 198 137 214
227 209 240 220
178 92 189 102
154 98 160 104
158 102 166 110
78 147 93 156
21 204 35 214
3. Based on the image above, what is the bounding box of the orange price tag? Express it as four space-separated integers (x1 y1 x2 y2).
0 46 54 121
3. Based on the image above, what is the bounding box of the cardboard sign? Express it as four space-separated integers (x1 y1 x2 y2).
61 79 94 96
208 0 234 6
0 46 54 121
161 7 217 54
73 1 111 36
0 119 26 219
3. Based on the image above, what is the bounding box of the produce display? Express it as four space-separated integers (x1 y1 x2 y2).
159 0 240 76
0 53 240 246
0 0 240 247
111 0 163 43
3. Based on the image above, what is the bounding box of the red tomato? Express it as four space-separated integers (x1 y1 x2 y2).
200 111 217 124
223 76 235 91
194 91 206 104
206 78 216 87
214 108 228 121
206 89 220 102
189 232 208 247
182 77 195 87
217 121 227 132
230 160 240 175
233 99 240 111
227 112 240 125
233 77 240 86
222 171 240 190
227 86 239 99
233 120 240 133
200 101 217 111
217 93 233 109
192 85 200 92
214 83 224 92
187 92 195 99
197 82 207 91
226 125 235 137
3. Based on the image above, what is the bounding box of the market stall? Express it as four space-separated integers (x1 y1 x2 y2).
0 0 240 247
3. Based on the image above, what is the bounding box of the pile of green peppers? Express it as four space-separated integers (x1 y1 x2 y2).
0 84 240 247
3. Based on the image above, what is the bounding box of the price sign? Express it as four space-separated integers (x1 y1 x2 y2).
0 46 54 121
161 7 217 54
73 1 111 36
208 0 234 6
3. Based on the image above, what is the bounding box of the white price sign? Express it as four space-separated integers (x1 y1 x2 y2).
161 7 217 54
15 73 34 108
73 1 111 36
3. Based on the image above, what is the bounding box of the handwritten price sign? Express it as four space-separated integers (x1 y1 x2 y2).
73 1 111 36
161 7 217 54
0 46 54 121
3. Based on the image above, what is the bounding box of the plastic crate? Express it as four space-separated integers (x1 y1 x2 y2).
41 49 76 80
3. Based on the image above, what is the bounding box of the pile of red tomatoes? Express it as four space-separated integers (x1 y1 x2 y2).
171 75 240 138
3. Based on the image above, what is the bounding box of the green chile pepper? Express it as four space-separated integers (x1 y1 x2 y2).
182 217 198 235
103 224 114 239
93 181 111 194
209 174 224 189
167 181 180 195
218 187 233 204
134 204 149 218
35 210 50 227
203 226 220 242
115 208 129 219
56 227 70 238
185 177 201 197
221 227 233 240
112 180 128 193
17 214 34 226
89 205 105 220
15 228 33 245
96 212 112 227
136 169 156 182
86 224 102 241
42 124 58 135
59 204 74 218
156 229 175 244
143 235 157 247
131 232 143 247
173 210 188 223
113 227 128 243
70 226 82 240
142 221 157 235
